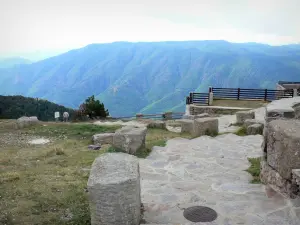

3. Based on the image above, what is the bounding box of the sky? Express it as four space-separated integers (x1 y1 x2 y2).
1 0 300 60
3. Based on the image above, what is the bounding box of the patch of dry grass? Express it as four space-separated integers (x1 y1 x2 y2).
0 138 107 225
212 99 267 108
0 122 191 224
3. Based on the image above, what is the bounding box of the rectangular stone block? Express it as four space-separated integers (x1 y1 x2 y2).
236 111 255 125
87 153 141 225
267 119 300 180
194 117 218 137
113 126 147 155
178 119 194 134
92 133 114 145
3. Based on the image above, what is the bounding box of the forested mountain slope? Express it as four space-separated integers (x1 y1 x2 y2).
0 41 300 116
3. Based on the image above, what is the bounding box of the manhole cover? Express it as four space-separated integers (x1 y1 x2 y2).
183 206 218 222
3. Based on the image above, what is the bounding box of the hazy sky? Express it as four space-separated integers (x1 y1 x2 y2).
1 0 300 58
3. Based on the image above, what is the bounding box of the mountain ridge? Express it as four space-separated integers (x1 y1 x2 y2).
0 40 300 116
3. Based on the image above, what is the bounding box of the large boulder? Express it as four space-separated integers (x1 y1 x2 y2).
194 117 219 137
87 153 141 225
113 126 147 155
16 116 39 128
92 133 114 145
246 123 264 135
236 111 255 125
267 119 300 180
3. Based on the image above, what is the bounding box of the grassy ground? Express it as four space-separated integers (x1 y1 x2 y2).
0 121 191 225
234 126 247 136
246 157 261 184
212 99 267 108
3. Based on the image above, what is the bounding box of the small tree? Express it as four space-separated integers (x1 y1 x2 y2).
81 95 109 119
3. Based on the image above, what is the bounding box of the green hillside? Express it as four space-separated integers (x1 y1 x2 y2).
0 95 74 121
0 41 300 116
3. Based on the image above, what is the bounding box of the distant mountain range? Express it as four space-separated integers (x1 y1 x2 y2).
0 57 31 68
0 40 300 116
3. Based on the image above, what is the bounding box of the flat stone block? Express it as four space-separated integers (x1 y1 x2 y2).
87 153 141 225
247 123 263 135
236 111 255 125
178 119 194 134
147 120 166 129
267 119 300 180
113 126 147 155
194 117 219 137
244 119 263 128
92 133 114 145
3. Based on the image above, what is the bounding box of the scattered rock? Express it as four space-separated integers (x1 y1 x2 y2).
92 133 114 145
16 116 40 129
113 126 147 155
88 145 101 150
246 124 263 135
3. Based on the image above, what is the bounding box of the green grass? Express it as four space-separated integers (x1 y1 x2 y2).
0 122 193 224
23 123 121 139
246 157 261 184
234 126 247 136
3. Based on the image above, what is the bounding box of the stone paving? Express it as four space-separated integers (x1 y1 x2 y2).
140 133 300 224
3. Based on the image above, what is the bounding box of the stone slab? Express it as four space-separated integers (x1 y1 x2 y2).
178 119 194 134
265 96 300 122
236 111 255 125
92 133 114 145
194 117 218 137
247 123 263 135
113 126 147 155
244 119 263 128
189 105 252 115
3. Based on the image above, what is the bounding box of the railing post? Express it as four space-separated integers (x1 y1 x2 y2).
293 89 297 97
237 88 240 100
186 96 190 105
136 113 143 120
264 89 267 101
189 92 193 104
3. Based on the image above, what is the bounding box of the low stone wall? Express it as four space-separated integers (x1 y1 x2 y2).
87 153 141 225
189 105 252 115
260 97 300 198
265 96 300 122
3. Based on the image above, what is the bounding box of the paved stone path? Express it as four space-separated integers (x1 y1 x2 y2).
140 133 300 224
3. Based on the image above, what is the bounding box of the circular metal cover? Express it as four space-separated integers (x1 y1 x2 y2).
183 206 218 222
